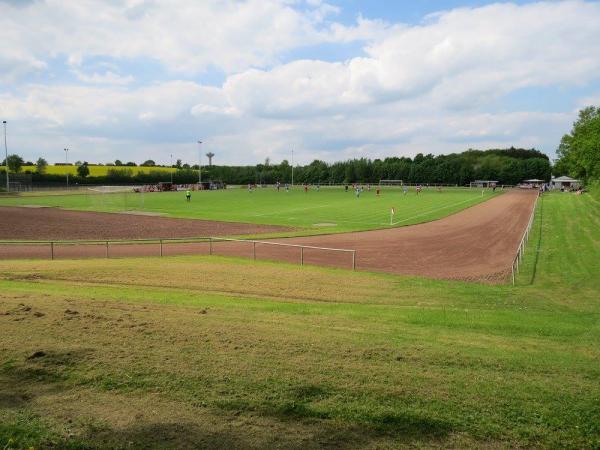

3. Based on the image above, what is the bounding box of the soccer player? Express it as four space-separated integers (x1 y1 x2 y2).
185 189 191 202
376 187 381 196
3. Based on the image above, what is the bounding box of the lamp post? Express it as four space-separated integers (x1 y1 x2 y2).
3 121 8 192
64 148 69 188
170 153 173 184
197 140 202 187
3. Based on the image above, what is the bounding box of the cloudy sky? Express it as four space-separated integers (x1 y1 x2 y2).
1 0 600 166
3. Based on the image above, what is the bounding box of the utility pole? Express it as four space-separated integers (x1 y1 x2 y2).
170 153 173 184
64 148 69 188
197 140 202 186
291 148 294 187
3 121 8 192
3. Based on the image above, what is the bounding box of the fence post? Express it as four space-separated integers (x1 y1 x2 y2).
209 237 213 255
253 241 256 260
160 239 163 257
50 242 54 260
106 241 109 258
300 247 304 266
512 263 515 286
352 250 356 270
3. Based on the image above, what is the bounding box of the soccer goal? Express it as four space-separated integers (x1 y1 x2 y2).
86 185 140 193
379 179 404 187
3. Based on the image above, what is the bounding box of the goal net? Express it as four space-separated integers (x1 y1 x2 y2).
379 179 404 187
86 185 139 193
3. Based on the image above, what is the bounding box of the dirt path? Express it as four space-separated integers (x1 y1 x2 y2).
0 190 537 282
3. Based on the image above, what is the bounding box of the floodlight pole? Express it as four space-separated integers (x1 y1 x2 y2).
170 153 173 184
64 148 69 188
197 140 202 187
3 121 8 192
291 148 294 187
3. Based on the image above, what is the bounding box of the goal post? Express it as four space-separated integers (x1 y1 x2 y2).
379 179 403 187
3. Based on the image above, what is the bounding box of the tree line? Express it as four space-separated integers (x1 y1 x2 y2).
553 106 599 184
2 147 551 186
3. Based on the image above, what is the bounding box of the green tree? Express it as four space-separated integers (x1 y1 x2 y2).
114 159 123 166
36 157 48 174
6 154 24 173
141 160 156 167
556 106 600 181
77 163 90 178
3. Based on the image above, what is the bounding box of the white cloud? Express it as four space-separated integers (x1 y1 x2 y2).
0 0 376 76
73 70 135 85
221 1 600 117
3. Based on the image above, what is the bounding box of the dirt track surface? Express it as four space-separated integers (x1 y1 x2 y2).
277 189 538 282
0 190 537 282
0 207 290 240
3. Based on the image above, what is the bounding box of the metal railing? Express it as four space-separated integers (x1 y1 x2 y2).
510 194 539 285
0 236 357 270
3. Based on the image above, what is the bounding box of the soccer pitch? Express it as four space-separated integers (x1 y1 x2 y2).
0 186 500 234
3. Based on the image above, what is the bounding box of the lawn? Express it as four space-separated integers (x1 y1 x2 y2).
1 164 176 176
0 192 598 449
0 186 500 235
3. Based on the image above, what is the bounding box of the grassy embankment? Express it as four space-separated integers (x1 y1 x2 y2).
0 192 598 449
0 187 499 236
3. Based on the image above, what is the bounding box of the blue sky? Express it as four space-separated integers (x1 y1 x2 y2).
1 0 599 166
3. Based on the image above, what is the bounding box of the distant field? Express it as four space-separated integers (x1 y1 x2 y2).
0 186 501 235
0 164 176 176
0 193 598 448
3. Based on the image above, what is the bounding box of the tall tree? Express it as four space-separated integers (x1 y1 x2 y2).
77 163 90 178
6 154 24 173
556 106 600 181
36 157 48 174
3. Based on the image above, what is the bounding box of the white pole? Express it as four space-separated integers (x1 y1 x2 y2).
291 148 294 187
3 121 8 192
197 140 202 186
64 148 69 189
170 153 173 184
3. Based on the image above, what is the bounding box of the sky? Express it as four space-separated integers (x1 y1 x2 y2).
1 0 600 166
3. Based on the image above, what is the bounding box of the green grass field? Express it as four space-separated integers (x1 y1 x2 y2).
1 164 176 176
0 192 598 448
0 186 499 235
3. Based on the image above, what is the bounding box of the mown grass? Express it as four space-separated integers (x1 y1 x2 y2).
0 192 598 449
0 186 499 234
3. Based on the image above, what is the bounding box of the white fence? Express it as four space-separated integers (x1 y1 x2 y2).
510 194 539 285
0 236 357 270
